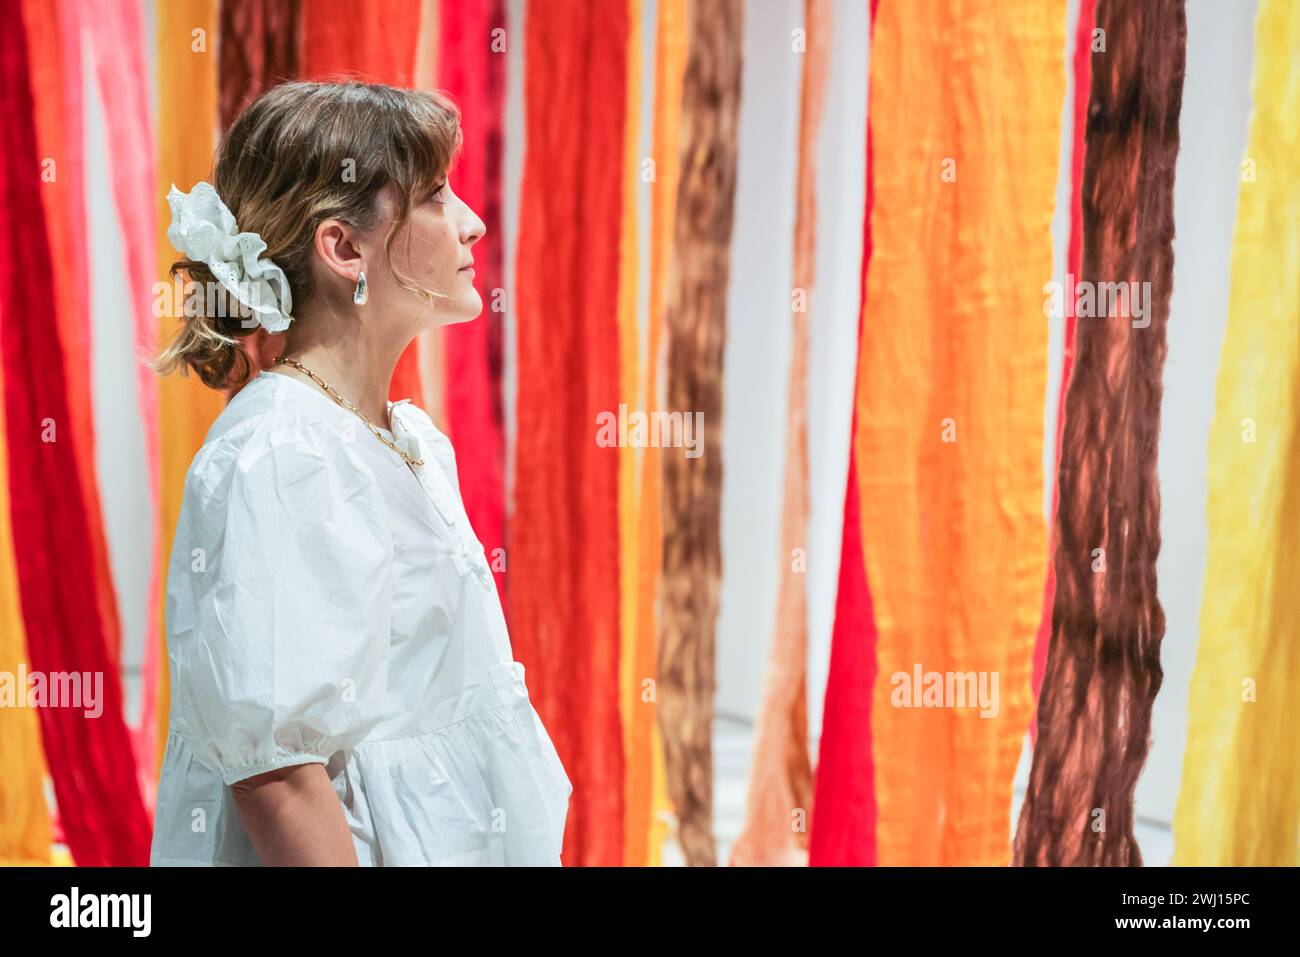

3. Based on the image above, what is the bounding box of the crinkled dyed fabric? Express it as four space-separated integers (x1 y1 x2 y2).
1173 0 1300 868
858 0 1064 866
512 0 628 867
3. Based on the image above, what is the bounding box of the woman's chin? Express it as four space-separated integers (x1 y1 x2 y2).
438 293 483 326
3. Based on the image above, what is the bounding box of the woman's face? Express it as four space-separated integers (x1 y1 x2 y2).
368 176 486 328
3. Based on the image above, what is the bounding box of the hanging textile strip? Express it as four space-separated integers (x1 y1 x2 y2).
1030 0 1097 743
625 0 687 868
438 0 509 601
300 0 424 405
512 0 629 866
615 0 648 866
0 0 152 865
414 0 447 431
859 0 1064 865
154 0 225 776
729 0 829 868
1015 0 1186 867
657 0 744 868
809 0 879 870
82 0 167 809
218 0 300 131
0 309 53 865
1172 0 1300 867
19 0 116 848
22 0 121 689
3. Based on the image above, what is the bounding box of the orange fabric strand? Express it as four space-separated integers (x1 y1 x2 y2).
858 0 1065 866
616 0 649 867
154 0 224 776
623 0 687 869
729 0 829 868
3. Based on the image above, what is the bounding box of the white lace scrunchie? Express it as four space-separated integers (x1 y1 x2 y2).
166 181 294 333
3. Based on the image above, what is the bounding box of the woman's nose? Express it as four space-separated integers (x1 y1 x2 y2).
461 202 486 246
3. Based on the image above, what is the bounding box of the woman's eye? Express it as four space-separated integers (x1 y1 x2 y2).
429 182 447 203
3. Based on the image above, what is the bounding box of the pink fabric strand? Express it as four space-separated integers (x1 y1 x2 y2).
438 0 509 603
80 0 163 809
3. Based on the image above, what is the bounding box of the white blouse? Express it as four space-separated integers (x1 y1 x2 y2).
149 369 572 866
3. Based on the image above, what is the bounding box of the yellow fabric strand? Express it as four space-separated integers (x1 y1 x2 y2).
1172 0 1300 867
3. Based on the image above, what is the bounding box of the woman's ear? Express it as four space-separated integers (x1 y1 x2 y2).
313 218 365 287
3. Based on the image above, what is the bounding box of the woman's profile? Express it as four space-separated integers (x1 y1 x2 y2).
148 80 571 866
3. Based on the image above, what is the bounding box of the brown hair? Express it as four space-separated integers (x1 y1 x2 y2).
150 80 462 391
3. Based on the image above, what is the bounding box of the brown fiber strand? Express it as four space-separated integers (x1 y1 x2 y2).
658 0 743 868
1014 0 1186 867
728 0 828 868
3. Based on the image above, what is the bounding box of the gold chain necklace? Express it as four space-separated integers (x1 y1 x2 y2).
272 356 425 468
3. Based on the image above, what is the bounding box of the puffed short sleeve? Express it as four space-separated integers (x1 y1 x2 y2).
168 414 394 786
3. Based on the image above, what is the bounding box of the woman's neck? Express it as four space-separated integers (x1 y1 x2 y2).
272 327 406 431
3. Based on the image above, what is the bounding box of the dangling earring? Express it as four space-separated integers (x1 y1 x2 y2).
353 270 368 305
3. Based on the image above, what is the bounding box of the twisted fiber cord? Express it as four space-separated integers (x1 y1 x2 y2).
658 0 743 868
729 0 828 868
218 0 300 132
1015 0 1185 867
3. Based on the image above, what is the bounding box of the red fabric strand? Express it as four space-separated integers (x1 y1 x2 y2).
0 0 151 865
511 0 628 866
438 0 509 603
299 0 424 404
219 0 301 131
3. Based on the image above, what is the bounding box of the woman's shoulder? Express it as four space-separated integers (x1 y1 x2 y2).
185 377 384 507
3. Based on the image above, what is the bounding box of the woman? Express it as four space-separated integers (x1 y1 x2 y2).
148 81 571 866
